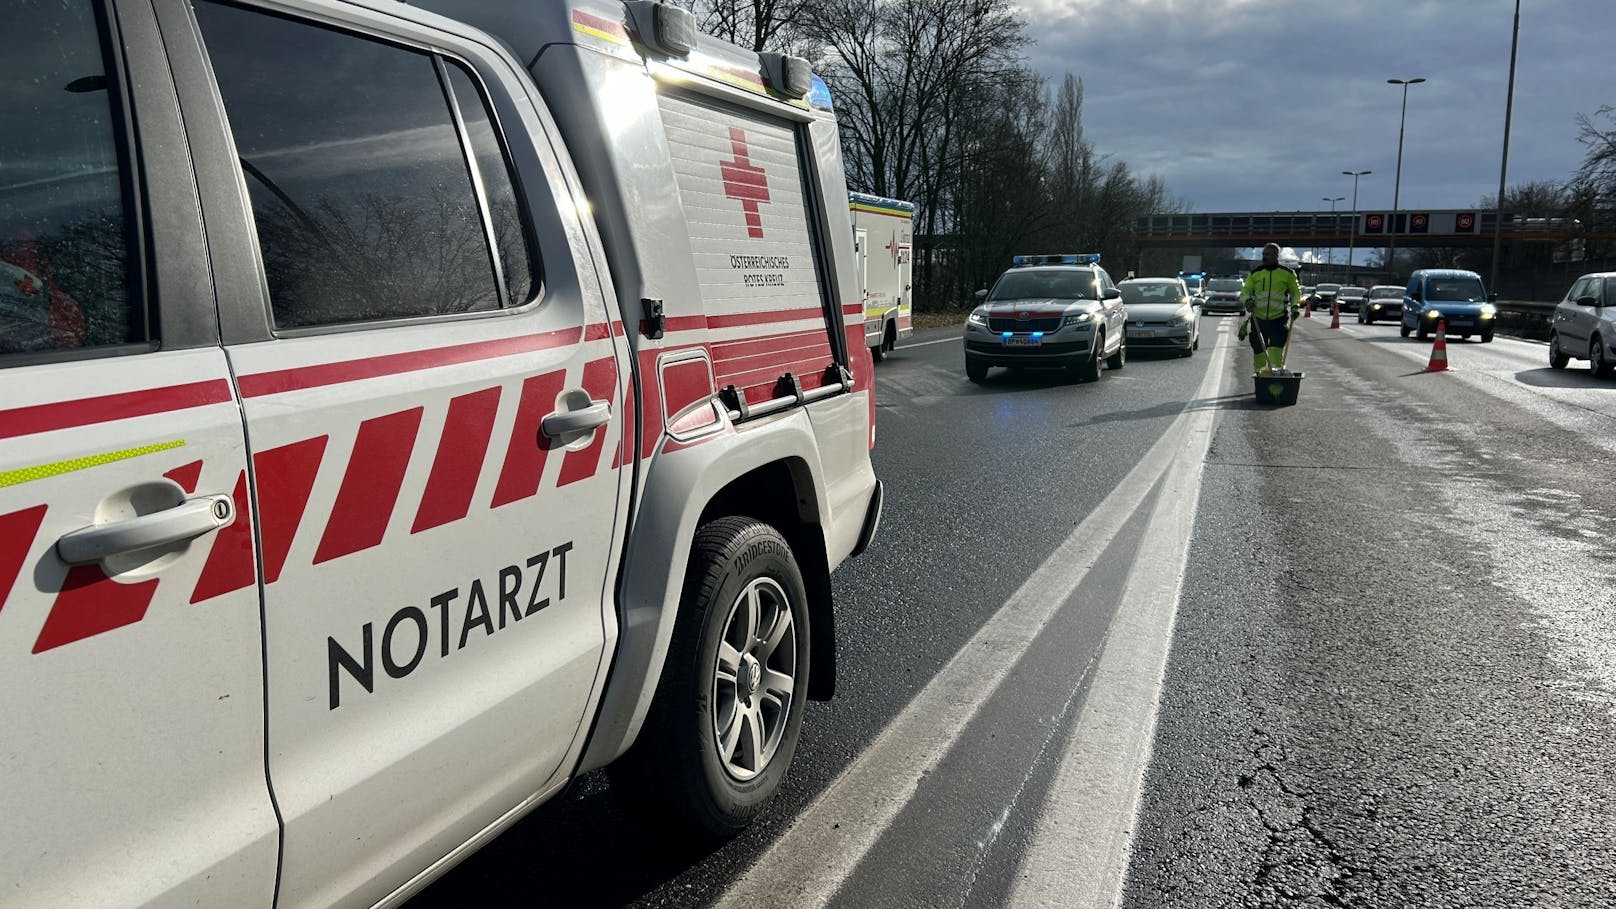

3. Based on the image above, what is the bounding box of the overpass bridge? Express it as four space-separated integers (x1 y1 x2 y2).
1132 209 1616 249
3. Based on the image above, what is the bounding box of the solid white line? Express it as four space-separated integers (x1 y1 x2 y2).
1006 338 1226 909
896 336 961 350
712 322 1234 909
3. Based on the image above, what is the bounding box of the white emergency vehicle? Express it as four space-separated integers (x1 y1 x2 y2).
850 192 915 360
0 1 880 907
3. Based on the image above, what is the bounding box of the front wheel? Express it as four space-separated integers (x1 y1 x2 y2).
1549 332 1569 369
612 517 811 838
1400 322 1412 338
1593 337 1615 377
1105 337 1126 370
966 358 989 383
1417 323 1430 341
1072 333 1103 382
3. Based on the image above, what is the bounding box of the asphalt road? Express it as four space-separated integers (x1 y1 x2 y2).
409 315 1616 908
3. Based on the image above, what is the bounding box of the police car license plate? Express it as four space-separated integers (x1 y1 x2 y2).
1004 335 1042 347
1128 329 1156 339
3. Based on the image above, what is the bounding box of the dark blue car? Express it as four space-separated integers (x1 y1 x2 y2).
1400 269 1499 342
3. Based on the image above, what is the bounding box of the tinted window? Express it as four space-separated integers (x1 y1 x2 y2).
2 0 139 355
194 2 506 328
990 270 1098 302
1568 277 1592 303
1426 275 1486 302
445 63 535 308
1603 279 1616 308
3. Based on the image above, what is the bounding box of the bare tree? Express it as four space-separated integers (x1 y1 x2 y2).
680 0 809 51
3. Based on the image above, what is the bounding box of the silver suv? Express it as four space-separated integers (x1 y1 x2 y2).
1549 272 1616 376
964 255 1127 383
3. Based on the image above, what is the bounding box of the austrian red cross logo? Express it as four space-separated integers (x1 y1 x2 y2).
720 127 771 239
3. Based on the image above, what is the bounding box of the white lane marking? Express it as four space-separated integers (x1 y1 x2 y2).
713 321 1234 909
1007 346 1226 909
896 336 962 350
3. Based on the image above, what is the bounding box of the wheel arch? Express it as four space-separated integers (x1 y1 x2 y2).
576 418 837 775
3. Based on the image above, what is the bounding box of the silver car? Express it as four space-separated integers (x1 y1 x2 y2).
964 256 1128 383
1119 277 1201 357
1549 272 1616 376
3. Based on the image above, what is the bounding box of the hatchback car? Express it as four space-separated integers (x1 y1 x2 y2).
964 255 1127 382
1548 272 1616 376
1310 282 1342 311
1359 285 1404 323
1336 285 1368 313
1200 276 1245 314
1400 269 1498 341
1119 277 1201 356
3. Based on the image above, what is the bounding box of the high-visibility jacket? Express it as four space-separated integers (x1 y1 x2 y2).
1241 265 1304 319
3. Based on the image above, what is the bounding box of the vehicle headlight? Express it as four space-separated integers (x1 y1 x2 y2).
968 309 988 326
1480 304 1497 318
1425 309 1442 319
1167 313 1193 326
1370 303 1381 310
1064 311 1095 326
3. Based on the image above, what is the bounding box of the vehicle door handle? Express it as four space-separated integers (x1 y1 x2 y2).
541 400 611 440
57 494 235 565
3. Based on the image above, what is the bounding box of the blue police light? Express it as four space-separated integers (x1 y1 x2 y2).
1002 332 1012 339
1012 253 1101 267
1031 332 1044 339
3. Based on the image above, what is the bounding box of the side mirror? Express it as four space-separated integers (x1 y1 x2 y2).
974 289 988 300
1103 287 1122 301
1488 292 1499 303
1577 295 1600 307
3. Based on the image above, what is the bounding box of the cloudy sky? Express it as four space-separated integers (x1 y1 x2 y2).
1016 0 1607 214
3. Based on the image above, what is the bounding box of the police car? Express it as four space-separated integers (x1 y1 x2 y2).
1 1 880 906
963 254 1128 382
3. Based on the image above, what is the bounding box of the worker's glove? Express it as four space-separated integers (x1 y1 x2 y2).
1237 321 1250 341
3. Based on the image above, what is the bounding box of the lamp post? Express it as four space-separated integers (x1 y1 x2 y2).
1343 171 1370 284
1491 0 1521 294
1323 196 1345 271
1387 77 1426 279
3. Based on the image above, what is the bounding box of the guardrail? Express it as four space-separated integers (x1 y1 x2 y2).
1494 300 1555 341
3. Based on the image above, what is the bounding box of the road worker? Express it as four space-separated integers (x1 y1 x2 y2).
1238 242 1304 375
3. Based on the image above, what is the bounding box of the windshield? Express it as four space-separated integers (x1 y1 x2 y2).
1426 276 1486 302
1339 287 1366 296
1120 282 1184 304
989 270 1098 302
1370 287 1401 299
1316 284 1341 293
1207 279 1242 292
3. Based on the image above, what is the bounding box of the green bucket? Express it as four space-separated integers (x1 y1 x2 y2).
1253 372 1303 406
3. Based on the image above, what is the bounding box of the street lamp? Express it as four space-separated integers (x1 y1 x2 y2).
1491 0 1521 294
1387 77 1426 279
1322 196 1345 269
1343 171 1371 284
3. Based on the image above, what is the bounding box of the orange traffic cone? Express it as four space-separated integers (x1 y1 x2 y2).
1303 300 1312 318
1329 300 1340 329
1426 318 1449 372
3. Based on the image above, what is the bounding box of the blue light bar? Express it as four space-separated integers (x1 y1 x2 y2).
1031 332 1044 339
1012 253 1101 267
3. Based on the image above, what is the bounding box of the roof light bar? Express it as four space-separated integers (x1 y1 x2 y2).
1011 253 1101 267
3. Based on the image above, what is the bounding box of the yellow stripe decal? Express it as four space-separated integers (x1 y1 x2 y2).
851 204 914 219
0 439 186 489
572 22 627 44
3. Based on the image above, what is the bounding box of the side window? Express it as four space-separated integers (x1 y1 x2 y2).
1566 278 1589 303
1601 279 1616 308
1406 276 1420 298
444 63 536 308
192 1 537 329
2 0 142 356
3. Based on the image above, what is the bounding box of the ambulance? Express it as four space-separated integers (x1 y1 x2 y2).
0 1 880 906
850 192 916 360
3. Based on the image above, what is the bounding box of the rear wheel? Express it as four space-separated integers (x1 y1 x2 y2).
1549 332 1569 369
1593 336 1614 377
612 518 810 838
966 358 989 383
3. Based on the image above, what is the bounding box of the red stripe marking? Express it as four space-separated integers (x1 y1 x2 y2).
660 315 707 334
163 460 203 493
661 359 715 418
255 437 328 584
706 307 827 330
237 328 580 398
559 358 620 488
614 362 637 470
412 387 502 534
636 350 663 461
711 328 830 359
190 471 256 604
668 403 719 434
0 505 47 615
0 380 232 441
33 566 159 654
573 9 628 37
843 303 864 316
314 408 423 564
714 338 833 371
491 372 567 507
722 355 837 392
